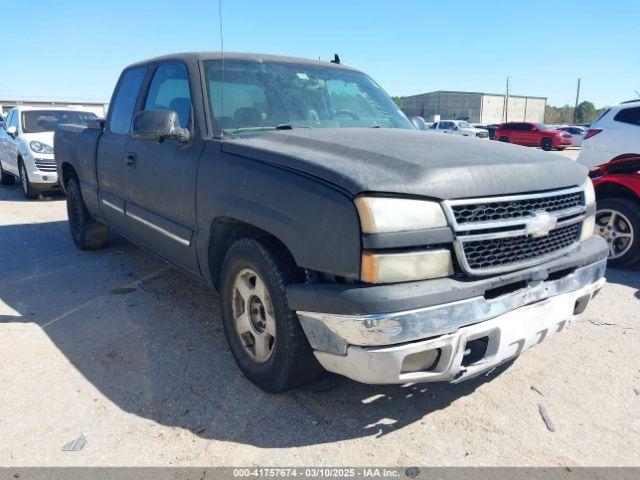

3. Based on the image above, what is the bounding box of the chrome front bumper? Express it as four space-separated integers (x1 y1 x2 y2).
297 259 606 384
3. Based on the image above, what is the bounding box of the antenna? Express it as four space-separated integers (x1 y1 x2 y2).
635 90 640 99
573 78 581 123
219 0 225 139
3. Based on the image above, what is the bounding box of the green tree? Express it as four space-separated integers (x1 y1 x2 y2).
575 101 597 123
391 96 404 108
544 104 574 124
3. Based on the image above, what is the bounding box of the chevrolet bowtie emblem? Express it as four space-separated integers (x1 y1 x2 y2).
526 211 557 238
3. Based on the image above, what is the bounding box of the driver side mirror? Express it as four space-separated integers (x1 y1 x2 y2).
531 126 539 132
453 125 460 131
132 110 190 144
6 125 17 138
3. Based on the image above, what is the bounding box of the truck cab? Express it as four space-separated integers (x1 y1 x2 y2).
55 52 607 392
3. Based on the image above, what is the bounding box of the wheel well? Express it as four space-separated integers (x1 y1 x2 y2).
60 162 77 190
207 217 300 289
595 181 640 203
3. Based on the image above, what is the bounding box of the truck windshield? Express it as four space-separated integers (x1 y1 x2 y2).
21 110 98 133
204 60 413 136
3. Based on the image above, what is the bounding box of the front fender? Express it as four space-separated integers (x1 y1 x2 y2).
195 143 362 284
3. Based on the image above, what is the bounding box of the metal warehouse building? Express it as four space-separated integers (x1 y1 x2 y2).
401 91 547 124
0 98 107 118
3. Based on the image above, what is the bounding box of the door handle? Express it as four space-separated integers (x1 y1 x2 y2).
125 152 137 168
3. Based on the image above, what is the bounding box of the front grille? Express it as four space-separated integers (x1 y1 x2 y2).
461 223 581 271
444 187 587 275
451 191 583 225
35 159 56 172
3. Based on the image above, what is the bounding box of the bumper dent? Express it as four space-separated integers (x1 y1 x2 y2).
313 275 604 384
298 259 606 356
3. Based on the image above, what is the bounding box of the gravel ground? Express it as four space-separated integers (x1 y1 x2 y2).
0 165 639 467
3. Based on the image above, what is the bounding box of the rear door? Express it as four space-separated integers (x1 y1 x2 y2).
123 61 202 274
96 66 148 231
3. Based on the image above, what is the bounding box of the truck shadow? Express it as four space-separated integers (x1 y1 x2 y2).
1 220 514 448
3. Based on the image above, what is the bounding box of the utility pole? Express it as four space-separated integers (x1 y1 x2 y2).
573 78 581 123
503 76 510 123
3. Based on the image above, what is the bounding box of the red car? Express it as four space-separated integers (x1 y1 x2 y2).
493 122 573 151
589 155 640 266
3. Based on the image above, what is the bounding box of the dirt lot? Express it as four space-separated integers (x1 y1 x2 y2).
1 159 639 466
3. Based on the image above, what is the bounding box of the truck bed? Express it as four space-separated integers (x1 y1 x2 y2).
55 122 104 190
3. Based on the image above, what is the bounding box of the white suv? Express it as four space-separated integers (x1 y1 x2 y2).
578 100 640 171
0 106 97 198
428 120 489 138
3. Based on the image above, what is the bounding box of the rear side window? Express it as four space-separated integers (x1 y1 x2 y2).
614 106 640 126
144 64 192 128
109 67 147 134
502 123 515 131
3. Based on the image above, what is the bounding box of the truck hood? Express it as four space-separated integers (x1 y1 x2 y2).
222 128 587 199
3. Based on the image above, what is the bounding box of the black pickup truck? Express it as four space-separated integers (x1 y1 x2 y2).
55 52 607 392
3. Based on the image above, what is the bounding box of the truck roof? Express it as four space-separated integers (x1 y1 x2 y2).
126 51 360 72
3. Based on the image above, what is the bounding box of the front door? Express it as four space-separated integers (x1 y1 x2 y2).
3 110 20 175
123 62 201 275
97 66 148 232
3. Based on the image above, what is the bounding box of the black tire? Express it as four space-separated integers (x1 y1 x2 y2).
595 198 640 267
0 162 14 185
18 160 38 199
540 137 553 151
220 237 322 392
66 176 109 250
499 136 509 143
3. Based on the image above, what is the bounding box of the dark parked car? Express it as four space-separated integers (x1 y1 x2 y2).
494 122 573 150
54 52 607 392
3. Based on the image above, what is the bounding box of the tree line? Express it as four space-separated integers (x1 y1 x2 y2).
544 101 603 125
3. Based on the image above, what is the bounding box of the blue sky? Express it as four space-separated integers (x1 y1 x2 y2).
1 0 638 107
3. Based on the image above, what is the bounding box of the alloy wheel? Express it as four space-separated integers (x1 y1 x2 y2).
231 268 276 363
595 209 634 260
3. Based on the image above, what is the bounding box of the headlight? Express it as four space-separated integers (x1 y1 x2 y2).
30 141 54 154
580 179 596 242
361 249 454 283
580 215 595 242
583 178 595 206
355 197 447 233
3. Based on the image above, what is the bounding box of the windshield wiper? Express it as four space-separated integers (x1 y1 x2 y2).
233 124 312 132
275 123 312 130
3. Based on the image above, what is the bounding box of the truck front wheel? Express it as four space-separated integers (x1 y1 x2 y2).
66 177 109 250
220 237 322 392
